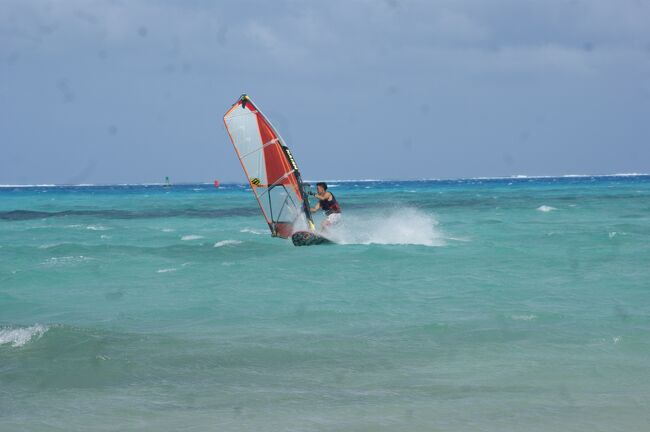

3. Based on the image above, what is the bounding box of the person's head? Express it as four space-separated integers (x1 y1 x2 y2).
316 182 327 194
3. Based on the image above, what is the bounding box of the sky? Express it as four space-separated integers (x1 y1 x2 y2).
1 0 649 184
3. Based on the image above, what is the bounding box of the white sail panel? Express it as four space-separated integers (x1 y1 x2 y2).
223 95 315 238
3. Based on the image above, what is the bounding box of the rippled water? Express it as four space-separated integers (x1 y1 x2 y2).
1 176 650 431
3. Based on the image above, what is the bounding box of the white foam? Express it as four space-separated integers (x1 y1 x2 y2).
1 174 648 189
42 255 93 266
162 228 175 232
304 179 381 183
511 314 537 321
214 240 242 248
323 208 445 246
240 228 264 235
157 268 177 273
38 243 62 249
181 235 203 241
0 324 49 347
86 225 110 231
0 184 57 188
608 232 617 239
537 205 557 212
446 236 471 242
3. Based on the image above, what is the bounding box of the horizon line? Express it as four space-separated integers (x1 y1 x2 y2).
1 173 649 188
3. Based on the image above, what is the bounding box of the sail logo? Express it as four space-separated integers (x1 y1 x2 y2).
283 147 299 171
250 177 261 185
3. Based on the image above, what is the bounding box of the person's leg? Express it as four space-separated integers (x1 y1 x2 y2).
321 219 331 230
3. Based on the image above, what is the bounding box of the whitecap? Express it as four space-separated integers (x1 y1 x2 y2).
240 228 264 235
214 240 242 248
86 225 110 231
0 324 49 347
157 268 177 273
511 314 537 321
42 256 93 266
181 235 203 241
38 243 61 249
446 236 471 242
537 205 557 212
162 228 175 232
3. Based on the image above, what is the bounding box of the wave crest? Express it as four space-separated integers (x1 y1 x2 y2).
0 324 49 347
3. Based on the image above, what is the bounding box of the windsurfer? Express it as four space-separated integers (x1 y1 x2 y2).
309 182 342 229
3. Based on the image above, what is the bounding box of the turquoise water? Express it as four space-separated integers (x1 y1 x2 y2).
2 176 650 431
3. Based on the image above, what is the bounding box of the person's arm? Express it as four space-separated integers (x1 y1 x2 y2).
315 192 332 201
310 201 320 213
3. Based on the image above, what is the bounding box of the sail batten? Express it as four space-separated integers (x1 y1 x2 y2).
223 95 314 238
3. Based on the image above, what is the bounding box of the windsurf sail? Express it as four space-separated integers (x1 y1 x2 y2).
223 94 315 238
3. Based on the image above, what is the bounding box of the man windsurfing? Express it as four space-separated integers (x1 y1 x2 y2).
309 182 342 229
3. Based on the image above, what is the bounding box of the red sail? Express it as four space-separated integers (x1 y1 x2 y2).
223 95 314 238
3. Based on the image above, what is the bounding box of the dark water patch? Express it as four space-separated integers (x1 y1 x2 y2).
105 291 124 301
0 207 259 221
9 238 280 266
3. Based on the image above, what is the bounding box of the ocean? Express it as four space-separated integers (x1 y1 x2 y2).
1 176 650 431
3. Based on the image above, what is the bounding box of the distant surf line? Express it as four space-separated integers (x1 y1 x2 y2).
1 173 649 188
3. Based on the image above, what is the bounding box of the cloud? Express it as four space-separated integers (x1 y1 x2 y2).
1 0 649 182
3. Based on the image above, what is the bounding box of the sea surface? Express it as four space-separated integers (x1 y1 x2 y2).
1 176 650 431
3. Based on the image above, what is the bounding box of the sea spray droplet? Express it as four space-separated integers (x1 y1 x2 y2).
0 324 49 347
324 208 445 246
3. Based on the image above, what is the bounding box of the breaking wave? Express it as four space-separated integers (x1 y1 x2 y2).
156 268 177 273
214 240 242 248
0 324 49 347
240 228 264 235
